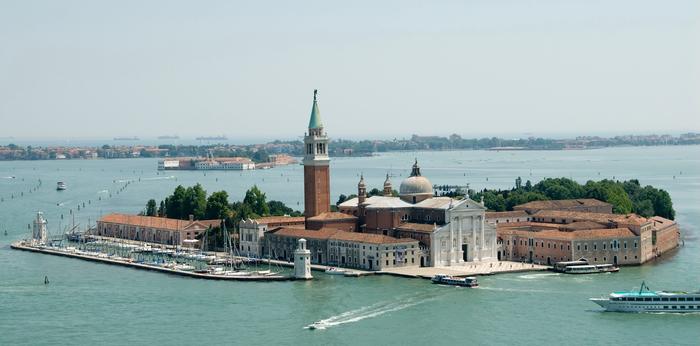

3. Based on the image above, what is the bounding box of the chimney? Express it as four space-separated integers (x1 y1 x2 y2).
189 214 194 221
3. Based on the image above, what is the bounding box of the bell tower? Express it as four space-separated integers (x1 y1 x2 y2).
303 89 331 218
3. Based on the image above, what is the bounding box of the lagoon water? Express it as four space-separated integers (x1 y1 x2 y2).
1 146 699 345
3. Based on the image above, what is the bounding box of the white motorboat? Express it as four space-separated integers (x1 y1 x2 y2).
431 274 479 287
325 267 347 275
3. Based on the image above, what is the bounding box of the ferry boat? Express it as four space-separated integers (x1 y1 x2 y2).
56 182 67 191
554 259 618 274
590 282 700 313
431 274 478 287
562 264 619 274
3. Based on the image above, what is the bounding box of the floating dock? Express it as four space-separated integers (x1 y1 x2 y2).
10 241 295 281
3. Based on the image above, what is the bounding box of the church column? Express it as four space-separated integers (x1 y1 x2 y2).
480 216 485 261
457 217 463 263
472 216 477 262
448 221 453 266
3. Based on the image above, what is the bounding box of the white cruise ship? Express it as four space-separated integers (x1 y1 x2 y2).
590 282 700 313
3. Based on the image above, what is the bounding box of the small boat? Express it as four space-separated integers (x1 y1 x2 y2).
56 182 67 191
431 274 479 287
590 282 700 313
562 264 619 274
325 267 347 275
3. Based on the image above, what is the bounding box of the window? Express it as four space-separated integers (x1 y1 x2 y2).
386 260 389 266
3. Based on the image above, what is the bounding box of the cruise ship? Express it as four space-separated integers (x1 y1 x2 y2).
590 282 700 313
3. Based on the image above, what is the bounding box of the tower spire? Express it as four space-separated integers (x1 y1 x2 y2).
308 89 323 130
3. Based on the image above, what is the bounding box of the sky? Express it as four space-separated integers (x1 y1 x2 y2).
0 0 699 143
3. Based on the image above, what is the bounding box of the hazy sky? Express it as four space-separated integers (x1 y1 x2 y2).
1 0 699 141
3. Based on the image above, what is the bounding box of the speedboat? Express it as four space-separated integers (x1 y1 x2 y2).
325 267 347 275
431 274 479 287
590 282 700 313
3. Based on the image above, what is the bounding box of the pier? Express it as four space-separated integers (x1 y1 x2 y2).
10 241 296 281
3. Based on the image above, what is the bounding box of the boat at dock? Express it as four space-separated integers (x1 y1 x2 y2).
590 282 700 313
554 259 618 274
325 267 348 275
562 264 618 274
431 274 478 287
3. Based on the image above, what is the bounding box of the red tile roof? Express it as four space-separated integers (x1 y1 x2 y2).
254 216 306 225
99 213 221 231
501 227 636 241
532 210 649 226
270 227 416 245
306 212 358 221
514 199 611 210
486 211 530 219
396 222 437 233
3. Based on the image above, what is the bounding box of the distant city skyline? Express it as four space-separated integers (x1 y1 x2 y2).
1 0 699 139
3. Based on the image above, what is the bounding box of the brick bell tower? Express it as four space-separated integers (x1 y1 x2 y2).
303 89 331 219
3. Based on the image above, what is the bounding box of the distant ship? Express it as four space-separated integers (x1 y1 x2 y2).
56 182 67 191
113 136 140 141
196 135 228 141
590 282 700 313
157 135 180 140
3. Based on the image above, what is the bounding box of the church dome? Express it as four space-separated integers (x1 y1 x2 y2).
399 160 433 203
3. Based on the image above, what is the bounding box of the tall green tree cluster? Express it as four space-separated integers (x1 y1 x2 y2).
473 177 675 219
146 184 302 227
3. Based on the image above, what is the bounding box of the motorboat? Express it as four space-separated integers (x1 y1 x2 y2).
56 182 67 191
431 274 479 287
325 267 347 275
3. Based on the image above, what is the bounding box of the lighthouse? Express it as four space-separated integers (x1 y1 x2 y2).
294 238 313 280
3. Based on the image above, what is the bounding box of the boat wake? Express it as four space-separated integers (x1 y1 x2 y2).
141 176 175 181
517 273 561 280
305 294 437 330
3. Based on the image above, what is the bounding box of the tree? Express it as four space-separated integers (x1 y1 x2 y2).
336 194 348 206
158 200 166 217
145 199 157 216
515 176 522 190
368 188 382 197
205 191 231 220
165 185 187 219
183 184 207 220
243 185 270 216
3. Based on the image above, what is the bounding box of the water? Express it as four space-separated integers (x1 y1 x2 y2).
1 146 699 345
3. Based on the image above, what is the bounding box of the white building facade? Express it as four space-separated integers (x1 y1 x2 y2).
429 199 497 266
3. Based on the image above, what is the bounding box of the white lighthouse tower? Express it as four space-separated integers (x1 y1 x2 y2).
294 238 313 280
32 212 48 245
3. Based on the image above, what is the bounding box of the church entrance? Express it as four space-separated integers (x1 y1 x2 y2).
462 244 468 261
